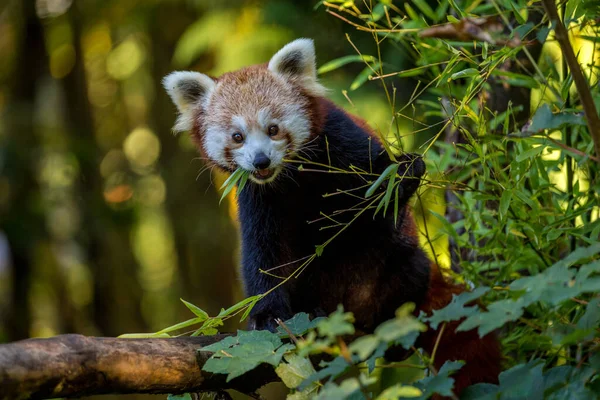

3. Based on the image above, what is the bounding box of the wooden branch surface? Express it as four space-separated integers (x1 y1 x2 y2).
0 334 278 400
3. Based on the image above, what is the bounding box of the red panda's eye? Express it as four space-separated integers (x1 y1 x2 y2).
268 125 279 137
232 132 244 143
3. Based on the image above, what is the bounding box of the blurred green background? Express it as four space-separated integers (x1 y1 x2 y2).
0 0 427 345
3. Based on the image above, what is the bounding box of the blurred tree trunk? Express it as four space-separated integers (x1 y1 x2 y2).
60 5 147 336
147 3 240 322
1 0 48 341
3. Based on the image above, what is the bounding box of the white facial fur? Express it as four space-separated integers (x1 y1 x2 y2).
164 38 324 184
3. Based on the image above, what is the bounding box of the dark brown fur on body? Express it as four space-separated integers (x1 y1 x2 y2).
163 39 502 397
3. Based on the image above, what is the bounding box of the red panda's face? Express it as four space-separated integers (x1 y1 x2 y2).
164 39 326 184
202 68 313 183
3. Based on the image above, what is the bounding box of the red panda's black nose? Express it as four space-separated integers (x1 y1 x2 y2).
253 153 271 170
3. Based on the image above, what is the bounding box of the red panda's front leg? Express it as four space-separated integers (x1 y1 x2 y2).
242 256 294 332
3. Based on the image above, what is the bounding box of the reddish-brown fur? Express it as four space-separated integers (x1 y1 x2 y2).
417 265 502 398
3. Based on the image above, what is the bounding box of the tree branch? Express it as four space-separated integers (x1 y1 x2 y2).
0 334 279 399
541 0 600 162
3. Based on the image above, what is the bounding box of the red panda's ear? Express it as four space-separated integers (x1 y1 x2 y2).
268 38 326 97
163 71 216 132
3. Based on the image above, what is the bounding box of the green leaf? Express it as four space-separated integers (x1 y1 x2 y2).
217 295 262 318
276 313 324 337
376 384 423 399
394 184 400 226
350 62 382 91
499 189 512 221
366 164 398 198
491 70 540 89
510 4 527 24
459 246 600 336
193 317 223 336
525 104 586 133
576 297 600 339
317 307 355 339
369 3 386 22
378 171 397 217
366 342 388 373
458 298 527 336
180 299 209 320
515 146 545 162
460 383 498 400
450 68 479 80
318 55 376 74
220 168 248 204
275 354 317 389
496 360 544 399
537 26 550 43
424 287 489 329
375 304 427 348
201 330 294 381
315 244 325 257
155 317 205 335
415 361 463 399
118 332 171 338
237 170 250 196
203 340 295 381
349 335 380 360
168 394 192 400
300 356 351 390
240 296 261 321
556 243 600 268
314 375 376 400
447 0 466 17
411 0 436 21
201 329 282 353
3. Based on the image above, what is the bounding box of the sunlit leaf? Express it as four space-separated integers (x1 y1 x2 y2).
318 55 376 74
275 354 317 389
376 384 422 399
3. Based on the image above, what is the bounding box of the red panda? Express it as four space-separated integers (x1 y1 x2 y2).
163 38 501 396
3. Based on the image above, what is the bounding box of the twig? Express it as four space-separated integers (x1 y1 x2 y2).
275 319 300 345
541 0 600 163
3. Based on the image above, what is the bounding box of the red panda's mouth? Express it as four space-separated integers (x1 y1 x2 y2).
253 168 274 180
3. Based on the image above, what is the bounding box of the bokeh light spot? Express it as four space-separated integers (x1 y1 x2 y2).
104 184 133 204
136 175 166 206
50 44 76 79
123 127 161 169
106 37 144 80
100 149 127 178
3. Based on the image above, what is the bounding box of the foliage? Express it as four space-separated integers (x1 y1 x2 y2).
219 168 250 203
159 0 600 398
